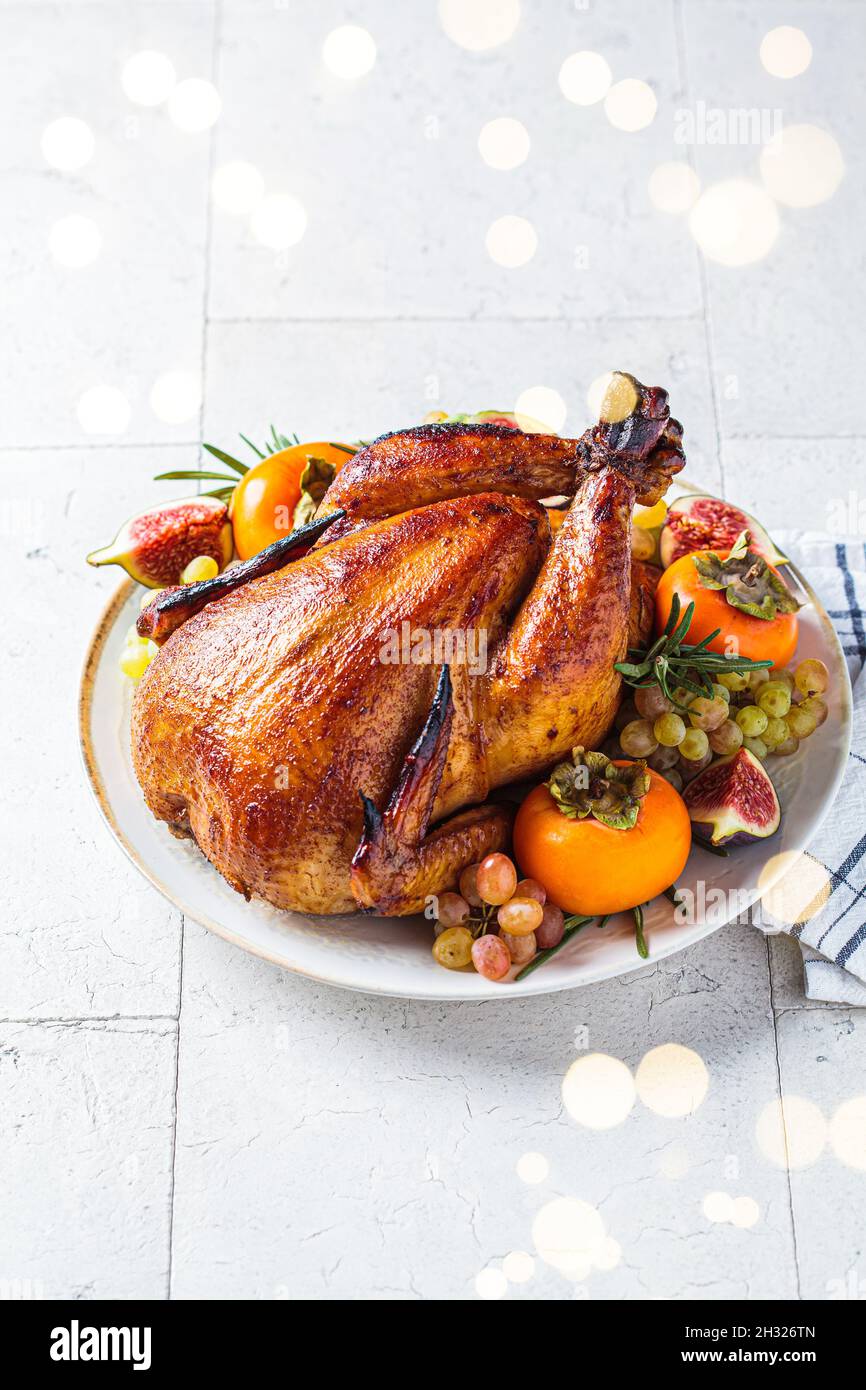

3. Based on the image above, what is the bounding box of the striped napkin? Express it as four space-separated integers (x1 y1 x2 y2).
754 535 866 1003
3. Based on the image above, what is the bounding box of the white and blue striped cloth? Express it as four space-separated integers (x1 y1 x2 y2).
757 535 866 1003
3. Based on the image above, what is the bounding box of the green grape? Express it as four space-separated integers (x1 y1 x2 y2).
743 736 769 760
800 695 828 728
712 683 731 704
794 658 829 697
717 669 750 693
688 697 729 732
654 713 687 747
762 716 789 749
680 727 710 762
709 719 744 756
748 668 771 693
786 705 818 740
770 667 794 692
772 735 799 756
620 719 659 757
757 682 792 718
736 705 769 738
670 687 695 709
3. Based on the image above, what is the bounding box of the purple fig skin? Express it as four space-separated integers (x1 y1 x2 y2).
682 748 781 846
87 496 232 587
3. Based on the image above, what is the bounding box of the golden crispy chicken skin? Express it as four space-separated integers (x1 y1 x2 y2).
132 374 684 916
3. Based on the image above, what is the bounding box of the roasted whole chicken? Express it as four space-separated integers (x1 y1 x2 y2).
133 374 685 916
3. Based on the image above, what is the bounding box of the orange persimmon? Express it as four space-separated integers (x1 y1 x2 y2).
231 442 350 560
513 765 692 916
655 550 799 670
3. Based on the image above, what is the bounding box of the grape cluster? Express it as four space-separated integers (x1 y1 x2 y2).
432 853 564 981
119 555 219 681
613 657 829 789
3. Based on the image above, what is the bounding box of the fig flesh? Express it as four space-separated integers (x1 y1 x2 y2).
660 494 787 569
682 748 781 846
87 496 233 587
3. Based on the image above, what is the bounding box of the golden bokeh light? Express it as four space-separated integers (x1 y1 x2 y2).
703 1190 733 1223
514 386 567 433
438 0 520 51
759 26 812 79
756 1096 827 1170
689 179 780 266
829 1097 866 1171
502 1250 535 1283
587 371 639 425
648 161 701 214
558 51 612 107
635 1044 709 1118
516 1151 549 1184
475 1266 508 1299
532 1197 606 1277
485 214 537 267
478 117 530 170
562 1052 636 1130
604 79 657 133
757 851 831 926
731 1196 761 1229
760 124 845 209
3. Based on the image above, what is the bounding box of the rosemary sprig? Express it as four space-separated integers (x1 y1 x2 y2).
514 915 594 981
614 591 774 710
633 904 649 959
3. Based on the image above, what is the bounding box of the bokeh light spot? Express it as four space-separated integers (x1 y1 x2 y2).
829 1096 866 1171
121 50 177 106
648 161 701 214
478 117 530 170
703 1191 734 1223
532 1197 606 1277
760 123 845 209
322 25 377 79
689 179 779 266
636 1043 709 1118
438 0 520 51
211 161 265 215
516 1151 548 1184
760 26 812 79
756 1096 827 1170
149 370 201 425
731 1196 761 1229
502 1250 535 1284
604 79 657 132
558 51 612 107
485 214 537 268
562 1052 635 1130
515 386 567 433
250 194 307 251
475 1266 508 1299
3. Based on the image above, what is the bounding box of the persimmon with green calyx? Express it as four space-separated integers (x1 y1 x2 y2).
513 749 692 917
154 426 356 562
655 531 800 670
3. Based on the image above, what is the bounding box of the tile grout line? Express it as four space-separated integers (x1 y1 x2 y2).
0 1015 179 1025
165 0 222 1304
766 934 804 1299
671 0 725 497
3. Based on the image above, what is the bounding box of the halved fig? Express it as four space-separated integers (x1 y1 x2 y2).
683 748 781 846
87 496 233 588
660 494 787 569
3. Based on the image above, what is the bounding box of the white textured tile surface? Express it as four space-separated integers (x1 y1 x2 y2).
1 446 188 1018
209 0 702 322
0 1019 176 1298
170 920 795 1300
0 2 214 447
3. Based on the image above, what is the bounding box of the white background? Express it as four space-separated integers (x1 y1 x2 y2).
3 0 865 1300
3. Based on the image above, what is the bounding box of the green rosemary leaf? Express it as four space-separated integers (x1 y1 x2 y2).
633 904 649 959
669 599 696 650
154 469 238 483
614 661 651 679
513 918 594 981
238 432 265 459
201 487 235 500
203 443 249 476
663 591 681 638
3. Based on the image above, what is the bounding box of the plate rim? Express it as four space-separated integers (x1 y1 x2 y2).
78 539 854 1001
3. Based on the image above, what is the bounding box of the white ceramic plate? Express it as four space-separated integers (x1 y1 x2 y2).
80 545 852 1001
